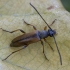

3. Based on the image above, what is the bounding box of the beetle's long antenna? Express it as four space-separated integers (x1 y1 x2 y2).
30 3 52 30
53 35 62 65
30 3 62 65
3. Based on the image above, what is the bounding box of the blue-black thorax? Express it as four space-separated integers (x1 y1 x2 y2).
38 29 56 39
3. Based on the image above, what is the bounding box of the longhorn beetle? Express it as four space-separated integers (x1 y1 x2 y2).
1 3 62 65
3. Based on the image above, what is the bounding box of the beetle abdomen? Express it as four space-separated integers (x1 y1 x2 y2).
10 31 40 47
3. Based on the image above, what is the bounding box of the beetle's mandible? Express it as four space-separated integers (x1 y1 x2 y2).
1 3 62 65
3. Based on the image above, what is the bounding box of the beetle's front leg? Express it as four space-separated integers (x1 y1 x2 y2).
23 19 37 30
40 40 49 61
50 19 57 26
2 45 27 61
44 26 47 30
0 28 26 33
44 19 57 30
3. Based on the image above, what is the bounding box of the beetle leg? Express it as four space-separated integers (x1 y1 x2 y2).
40 40 49 61
2 45 27 61
50 19 57 26
44 26 47 30
0 28 26 33
23 19 37 30
44 38 54 51
44 19 56 30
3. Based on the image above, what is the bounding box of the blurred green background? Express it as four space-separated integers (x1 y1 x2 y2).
61 0 70 12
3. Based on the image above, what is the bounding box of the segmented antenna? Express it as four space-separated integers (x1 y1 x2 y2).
53 35 62 65
30 3 62 65
30 3 52 30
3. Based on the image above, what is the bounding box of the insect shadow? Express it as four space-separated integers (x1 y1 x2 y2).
0 3 62 65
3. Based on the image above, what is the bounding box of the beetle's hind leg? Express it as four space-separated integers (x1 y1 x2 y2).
23 19 37 30
0 28 26 33
2 45 27 61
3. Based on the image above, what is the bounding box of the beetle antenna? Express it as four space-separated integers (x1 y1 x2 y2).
30 3 52 30
53 35 62 65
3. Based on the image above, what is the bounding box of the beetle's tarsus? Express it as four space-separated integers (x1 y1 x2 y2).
44 54 49 61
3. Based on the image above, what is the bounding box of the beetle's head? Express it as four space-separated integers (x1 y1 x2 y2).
48 29 56 37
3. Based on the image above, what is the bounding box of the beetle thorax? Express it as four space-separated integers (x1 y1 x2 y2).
38 30 49 39
38 29 56 39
